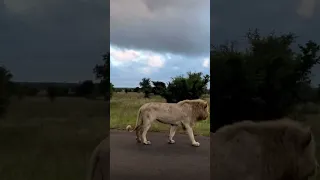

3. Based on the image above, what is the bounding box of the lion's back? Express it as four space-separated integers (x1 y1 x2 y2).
139 99 209 122
139 102 185 117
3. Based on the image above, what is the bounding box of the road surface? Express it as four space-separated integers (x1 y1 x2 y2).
110 131 210 180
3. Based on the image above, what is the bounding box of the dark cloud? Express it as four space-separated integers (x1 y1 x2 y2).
211 0 320 85
110 0 210 57
0 0 109 82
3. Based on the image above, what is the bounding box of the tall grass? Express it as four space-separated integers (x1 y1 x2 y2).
0 97 108 180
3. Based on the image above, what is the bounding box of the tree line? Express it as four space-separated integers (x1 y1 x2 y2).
0 52 109 117
211 29 320 132
110 72 210 103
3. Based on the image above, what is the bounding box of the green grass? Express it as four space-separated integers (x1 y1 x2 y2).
0 93 209 179
0 97 108 180
6 93 320 179
110 92 210 136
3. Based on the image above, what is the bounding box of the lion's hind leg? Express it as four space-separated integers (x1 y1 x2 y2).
135 125 142 143
168 125 178 144
141 123 152 145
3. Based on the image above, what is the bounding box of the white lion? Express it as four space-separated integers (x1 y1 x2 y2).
126 99 209 147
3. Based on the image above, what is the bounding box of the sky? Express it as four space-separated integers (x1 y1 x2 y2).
0 0 109 82
2 0 320 86
110 0 210 87
211 0 320 86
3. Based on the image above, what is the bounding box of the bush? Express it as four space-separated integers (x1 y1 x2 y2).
0 66 13 117
47 86 58 102
75 80 95 97
133 87 140 93
160 72 210 103
26 87 40 96
210 29 320 132
109 82 114 99
152 81 166 95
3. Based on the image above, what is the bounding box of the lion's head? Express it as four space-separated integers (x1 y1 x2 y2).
281 121 318 179
177 99 209 121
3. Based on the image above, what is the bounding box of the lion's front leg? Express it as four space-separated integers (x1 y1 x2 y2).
183 123 200 147
168 125 178 144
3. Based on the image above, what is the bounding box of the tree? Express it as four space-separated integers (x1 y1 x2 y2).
152 81 166 95
47 86 57 102
133 87 140 93
26 87 40 96
161 72 210 103
109 83 114 98
7 81 16 97
210 29 320 132
139 78 152 98
0 66 12 117
76 80 95 97
16 85 27 100
93 52 112 100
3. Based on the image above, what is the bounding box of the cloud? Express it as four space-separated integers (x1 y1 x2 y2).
110 48 141 64
110 45 165 69
296 0 316 18
110 0 209 57
140 67 152 75
146 55 165 68
110 47 210 87
202 58 209 68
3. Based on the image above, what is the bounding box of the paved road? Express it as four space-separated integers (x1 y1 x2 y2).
110 131 210 180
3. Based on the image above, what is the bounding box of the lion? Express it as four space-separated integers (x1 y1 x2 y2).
86 137 109 180
126 99 209 147
211 119 319 180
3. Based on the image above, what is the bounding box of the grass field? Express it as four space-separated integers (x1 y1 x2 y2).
0 97 108 180
110 92 210 136
2 93 320 179
0 93 209 179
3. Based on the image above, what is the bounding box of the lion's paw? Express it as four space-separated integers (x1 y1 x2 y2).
192 142 200 147
136 137 142 143
143 141 151 145
168 139 175 144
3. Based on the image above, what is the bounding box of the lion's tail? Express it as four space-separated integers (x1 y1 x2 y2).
126 108 142 132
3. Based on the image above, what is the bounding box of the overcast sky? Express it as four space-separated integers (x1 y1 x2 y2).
110 0 210 87
211 0 320 86
2 0 320 86
0 0 109 82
